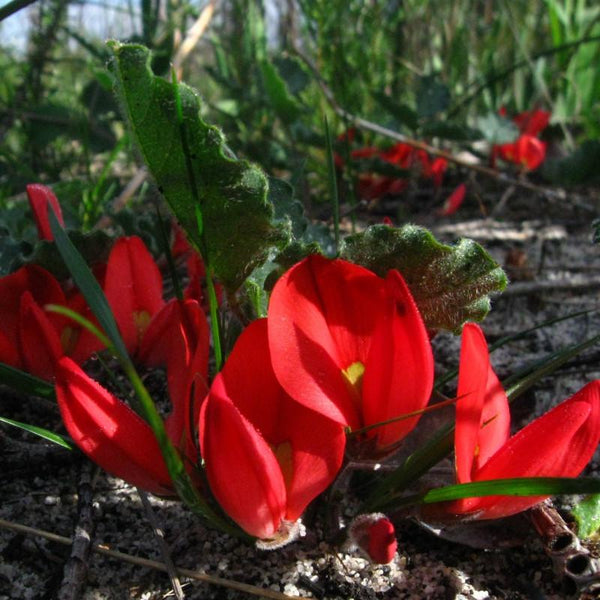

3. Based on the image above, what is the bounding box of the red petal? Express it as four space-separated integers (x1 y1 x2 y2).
362 270 434 450
214 319 345 522
515 135 546 170
104 237 164 355
513 109 550 136
26 184 64 241
367 518 397 564
466 381 600 519
63 291 105 364
455 324 510 484
199 382 287 539
269 255 387 427
438 183 466 217
0 265 65 351
55 357 173 495
139 299 209 457
18 292 63 380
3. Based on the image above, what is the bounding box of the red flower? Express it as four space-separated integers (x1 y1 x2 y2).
493 134 547 171
104 236 165 356
55 297 210 494
26 184 64 241
268 255 434 456
513 109 550 137
55 357 174 495
444 323 600 520
199 319 345 540
349 514 398 564
492 108 550 170
0 265 67 378
438 183 466 217
139 298 210 459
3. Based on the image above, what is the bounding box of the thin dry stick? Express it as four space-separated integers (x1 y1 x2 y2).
139 490 185 600
292 46 595 211
173 0 217 76
57 462 96 600
0 517 312 600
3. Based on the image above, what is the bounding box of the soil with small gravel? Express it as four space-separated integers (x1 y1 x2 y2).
2 180 600 600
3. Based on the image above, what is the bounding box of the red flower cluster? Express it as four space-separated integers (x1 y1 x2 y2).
492 108 550 171
337 134 448 201
7 184 600 564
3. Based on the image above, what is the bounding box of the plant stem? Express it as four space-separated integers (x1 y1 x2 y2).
205 266 223 372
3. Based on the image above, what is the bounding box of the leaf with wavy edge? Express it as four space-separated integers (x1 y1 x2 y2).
341 224 507 333
107 41 288 291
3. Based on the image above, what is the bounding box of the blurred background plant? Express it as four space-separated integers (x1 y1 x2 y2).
1 0 599 241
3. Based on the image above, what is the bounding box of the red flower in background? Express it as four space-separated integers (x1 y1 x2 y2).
493 108 550 171
438 323 600 520
200 319 345 540
512 109 550 136
336 135 448 201
268 255 434 456
493 135 547 171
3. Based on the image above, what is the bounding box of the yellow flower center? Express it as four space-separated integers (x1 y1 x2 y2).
342 361 365 410
272 441 294 490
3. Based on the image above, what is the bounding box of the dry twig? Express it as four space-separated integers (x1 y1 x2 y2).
57 462 96 600
0 517 312 600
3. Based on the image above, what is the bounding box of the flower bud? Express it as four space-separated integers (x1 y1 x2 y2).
349 513 397 564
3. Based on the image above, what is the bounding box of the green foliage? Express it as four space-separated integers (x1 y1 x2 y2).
573 494 600 539
108 42 288 291
341 224 508 333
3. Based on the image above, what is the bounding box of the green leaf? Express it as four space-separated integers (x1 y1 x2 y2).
0 362 55 399
415 75 451 119
380 478 600 512
475 113 519 144
0 416 72 449
107 41 288 291
269 176 307 239
341 224 507 333
541 141 600 185
273 56 310 95
421 478 600 503
573 494 600 539
260 58 302 123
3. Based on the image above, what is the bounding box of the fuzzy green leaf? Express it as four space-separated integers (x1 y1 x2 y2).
107 41 288 291
572 494 600 539
341 224 507 333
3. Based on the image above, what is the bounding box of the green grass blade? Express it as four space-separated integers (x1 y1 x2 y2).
0 362 55 399
324 114 340 254
48 209 129 360
380 477 600 511
0 416 72 449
